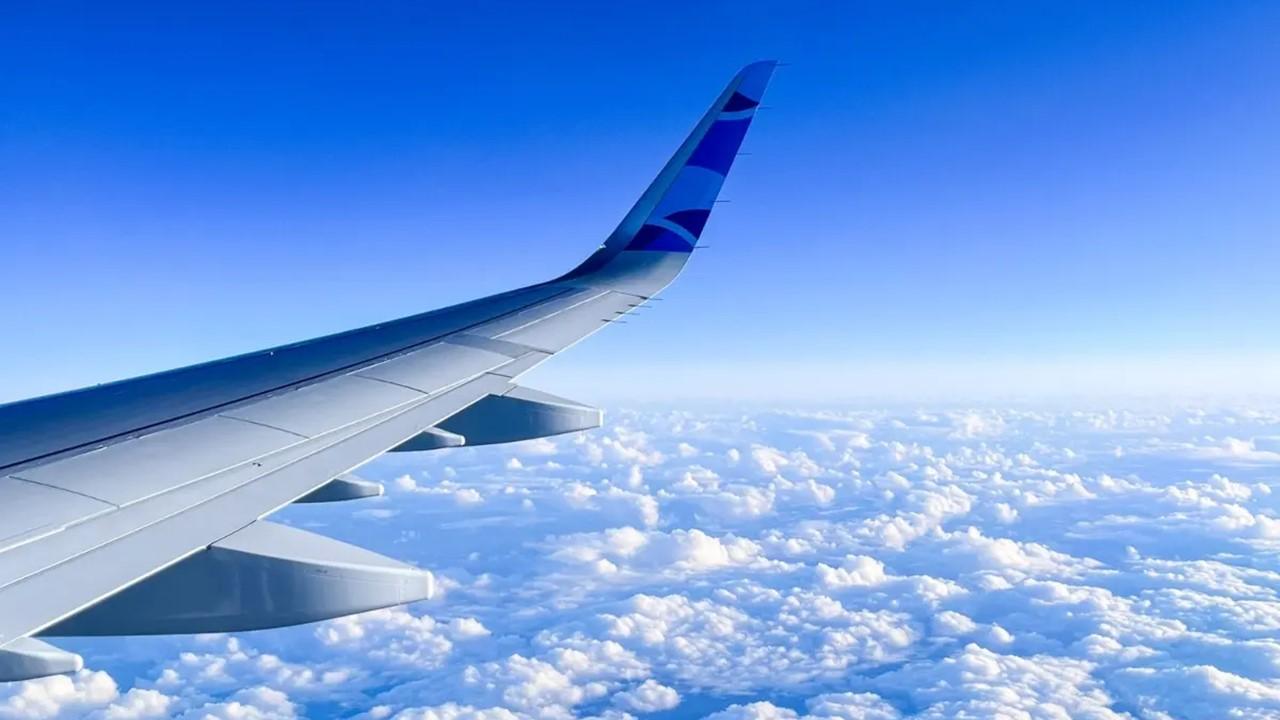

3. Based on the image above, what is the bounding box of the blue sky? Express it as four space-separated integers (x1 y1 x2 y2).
3 1 1279 402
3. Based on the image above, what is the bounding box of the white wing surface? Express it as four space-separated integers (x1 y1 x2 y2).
0 62 776 680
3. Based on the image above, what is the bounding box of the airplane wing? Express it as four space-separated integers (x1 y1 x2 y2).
0 61 776 680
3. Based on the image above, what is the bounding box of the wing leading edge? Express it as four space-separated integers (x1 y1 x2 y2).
0 62 777 681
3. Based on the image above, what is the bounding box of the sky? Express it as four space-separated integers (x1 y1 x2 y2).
3 1 1280 403
7 7 1280 718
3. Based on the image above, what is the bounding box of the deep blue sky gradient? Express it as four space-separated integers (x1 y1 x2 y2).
3 2 1279 400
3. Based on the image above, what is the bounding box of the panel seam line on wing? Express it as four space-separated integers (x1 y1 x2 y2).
4 475 120 509
216 415 311 440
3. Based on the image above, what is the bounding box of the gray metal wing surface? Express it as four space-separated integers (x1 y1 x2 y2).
0 61 776 680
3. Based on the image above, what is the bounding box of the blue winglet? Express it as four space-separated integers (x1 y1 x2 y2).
562 62 777 278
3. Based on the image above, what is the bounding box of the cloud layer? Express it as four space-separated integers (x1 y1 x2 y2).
10 405 1280 718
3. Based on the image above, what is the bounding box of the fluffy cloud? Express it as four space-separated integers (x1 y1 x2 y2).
611 679 679 713
315 607 459 668
173 687 297 719
390 704 520 720
702 693 903 720
0 671 174 720
39 406 1280 719
547 527 780 578
816 556 889 588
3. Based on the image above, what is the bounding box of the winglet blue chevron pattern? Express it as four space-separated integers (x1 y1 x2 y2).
561 62 777 278
625 61 775 253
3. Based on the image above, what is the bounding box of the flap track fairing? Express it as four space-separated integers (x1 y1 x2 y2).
43 521 433 636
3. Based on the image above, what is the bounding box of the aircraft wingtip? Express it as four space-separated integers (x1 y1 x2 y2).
735 61 778 101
